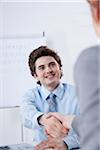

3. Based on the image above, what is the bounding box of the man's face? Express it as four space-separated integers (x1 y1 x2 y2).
34 56 62 90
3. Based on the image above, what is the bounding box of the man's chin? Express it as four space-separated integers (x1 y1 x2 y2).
46 81 59 88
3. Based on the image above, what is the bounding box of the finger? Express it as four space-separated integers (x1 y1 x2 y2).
47 117 66 135
45 112 62 122
51 113 64 123
47 128 59 138
45 130 52 138
44 116 67 138
35 141 50 150
50 126 67 138
54 118 65 131
45 112 54 119
45 129 49 135
50 129 67 138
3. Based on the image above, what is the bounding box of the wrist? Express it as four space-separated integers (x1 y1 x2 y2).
66 115 75 129
63 141 68 150
37 114 44 125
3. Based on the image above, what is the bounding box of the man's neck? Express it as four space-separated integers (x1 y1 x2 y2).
45 82 60 92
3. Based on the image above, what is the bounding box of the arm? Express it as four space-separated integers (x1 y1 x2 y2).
63 128 80 150
64 87 80 149
20 89 44 129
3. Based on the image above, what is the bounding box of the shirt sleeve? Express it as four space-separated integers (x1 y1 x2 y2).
63 86 80 149
20 89 44 129
72 116 80 138
63 128 80 150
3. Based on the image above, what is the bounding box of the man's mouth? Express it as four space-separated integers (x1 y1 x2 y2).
45 73 55 79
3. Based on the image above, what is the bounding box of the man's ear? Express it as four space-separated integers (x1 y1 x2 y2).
59 66 63 78
34 73 37 78
87 0 99 23
34 73 40 84
87 0 100 37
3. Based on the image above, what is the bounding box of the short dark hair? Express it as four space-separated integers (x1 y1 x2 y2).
28 46 62 78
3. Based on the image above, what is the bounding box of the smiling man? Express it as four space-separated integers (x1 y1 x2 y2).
20 46 80 150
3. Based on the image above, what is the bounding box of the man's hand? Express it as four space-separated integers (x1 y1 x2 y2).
39 114 68 138
45 112 75 130
34 137 68 150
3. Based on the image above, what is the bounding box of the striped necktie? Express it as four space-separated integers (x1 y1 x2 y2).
47 93 57 112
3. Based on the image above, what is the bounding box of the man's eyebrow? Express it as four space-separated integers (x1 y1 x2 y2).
37 61 56 68
49 61 56 64
37 64 45 68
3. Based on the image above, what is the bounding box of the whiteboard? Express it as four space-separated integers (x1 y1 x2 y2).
0 36 46 107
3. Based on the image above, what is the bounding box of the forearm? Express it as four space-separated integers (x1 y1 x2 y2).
20 102 44 129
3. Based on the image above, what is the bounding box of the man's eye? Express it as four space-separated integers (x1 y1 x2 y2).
38 66 45 70
50 63 56 67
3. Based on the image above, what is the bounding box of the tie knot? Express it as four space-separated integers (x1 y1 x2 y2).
49 93 56 99
47 93 56 104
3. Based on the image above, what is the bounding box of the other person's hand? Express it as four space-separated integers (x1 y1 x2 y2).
34 137 68 150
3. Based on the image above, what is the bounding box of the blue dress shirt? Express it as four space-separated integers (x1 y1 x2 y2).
21 82 80 149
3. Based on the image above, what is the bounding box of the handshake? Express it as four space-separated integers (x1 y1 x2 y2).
40 112 76 137
47 112 75 129
34 113 76 150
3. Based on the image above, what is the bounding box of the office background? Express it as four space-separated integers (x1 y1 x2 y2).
0 0 97 146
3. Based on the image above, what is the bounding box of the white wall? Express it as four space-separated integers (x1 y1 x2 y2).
0 0 97 145
0 0 97 83
0 107 22 146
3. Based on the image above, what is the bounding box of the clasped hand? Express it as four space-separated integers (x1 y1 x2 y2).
34 113 72 150
39 114 69 138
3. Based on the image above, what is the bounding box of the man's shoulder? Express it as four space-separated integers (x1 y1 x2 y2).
24 85 41 96
22 85 43 104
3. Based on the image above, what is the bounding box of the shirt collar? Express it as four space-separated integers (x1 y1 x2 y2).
40 85 50 102
40 82 64 102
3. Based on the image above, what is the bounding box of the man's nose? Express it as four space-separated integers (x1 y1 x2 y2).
45 66 52 72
